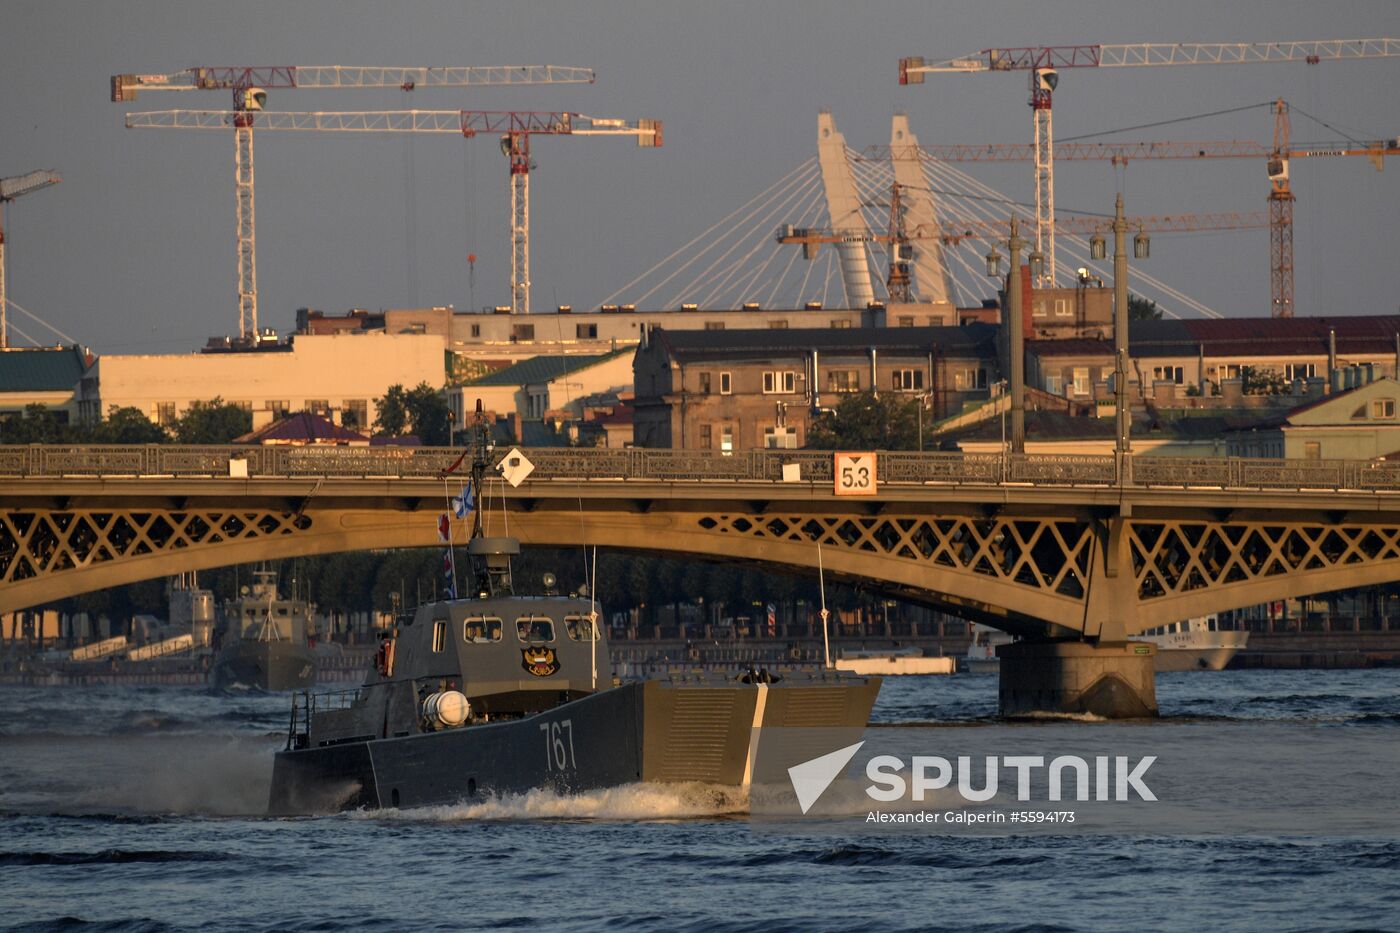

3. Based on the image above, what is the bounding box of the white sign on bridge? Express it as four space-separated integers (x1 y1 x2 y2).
834 452 877 496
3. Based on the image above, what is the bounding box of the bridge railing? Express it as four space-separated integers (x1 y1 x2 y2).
7 444 1400 493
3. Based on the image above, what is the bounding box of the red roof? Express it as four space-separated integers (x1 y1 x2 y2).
234 412 368 445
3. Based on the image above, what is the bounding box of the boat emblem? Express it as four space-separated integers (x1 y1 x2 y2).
521 646 560 677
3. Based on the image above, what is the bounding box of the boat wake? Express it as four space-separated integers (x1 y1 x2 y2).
364 782 750 823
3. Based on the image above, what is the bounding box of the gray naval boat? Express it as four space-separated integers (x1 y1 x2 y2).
268 421 881 814
212 569 317 691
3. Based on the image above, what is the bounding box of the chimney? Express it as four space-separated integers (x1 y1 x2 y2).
1328 328 1337 391
1221 378 1244 406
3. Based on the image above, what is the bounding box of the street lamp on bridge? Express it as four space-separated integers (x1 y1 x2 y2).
1090 195 1151 478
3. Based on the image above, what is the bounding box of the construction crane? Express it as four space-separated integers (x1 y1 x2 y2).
865 101 1397 316
776 193 1270 299
899 38 1400 289
111 64 596 338
0 170 61 349
126 108 662 316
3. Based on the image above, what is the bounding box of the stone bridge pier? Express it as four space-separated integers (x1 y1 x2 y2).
996 515 1158 719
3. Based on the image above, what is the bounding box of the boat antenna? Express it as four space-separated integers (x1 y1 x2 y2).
817 540 831 669
589 544 599 690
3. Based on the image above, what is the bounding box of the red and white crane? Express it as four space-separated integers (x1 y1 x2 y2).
111 64 596 337
865 101 1397 316
0 170 62 349
899 38 1400 289
125 108 662 316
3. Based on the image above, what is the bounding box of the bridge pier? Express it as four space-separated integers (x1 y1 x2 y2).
997 640 1158 719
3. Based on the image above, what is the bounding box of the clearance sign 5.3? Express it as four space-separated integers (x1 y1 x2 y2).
834 452 877 496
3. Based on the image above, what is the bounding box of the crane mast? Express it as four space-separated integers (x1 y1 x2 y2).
899 37 1400 293
0 171 62 349
112 64 596 338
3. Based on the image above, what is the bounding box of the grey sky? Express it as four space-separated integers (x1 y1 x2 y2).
2 0 1398 354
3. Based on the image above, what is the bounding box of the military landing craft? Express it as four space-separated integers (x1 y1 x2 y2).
268 410 881 814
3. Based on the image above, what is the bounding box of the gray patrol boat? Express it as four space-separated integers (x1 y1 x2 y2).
268 416 881 814
212 569 317 691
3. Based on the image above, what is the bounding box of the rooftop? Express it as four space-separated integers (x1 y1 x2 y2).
465 350 627 386
0 346 90 393
1031 315 1400 359
650 324 999 360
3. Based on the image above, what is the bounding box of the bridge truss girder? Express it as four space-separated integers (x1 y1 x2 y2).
7 490 1400 636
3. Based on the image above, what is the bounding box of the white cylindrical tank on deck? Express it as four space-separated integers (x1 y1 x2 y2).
422 690 471 729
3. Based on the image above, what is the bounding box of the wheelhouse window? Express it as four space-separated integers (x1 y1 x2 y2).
516 616 556 643
564 615 598 641
463 616 503 644
432 619 448 653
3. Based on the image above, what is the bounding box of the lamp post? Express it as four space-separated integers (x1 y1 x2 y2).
1089 194 1149 483
985 218 1030 454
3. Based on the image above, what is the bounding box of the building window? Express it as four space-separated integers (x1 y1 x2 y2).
306 398 329 415
828 370 860 393
1304 441 1322 460
528 393 547 419
1045 374 1063 396
762 371 796 394
768 320 788 330
154 402 176 426
831 319 851 329
1033 299 1047 318
432 619 448 652
953 368 988 391
897 316 915 327
268 400 290 417
1284 363 1315 381
576 323 598 339
892 369 924 391
1054 298 1071 317
764 426 798 449
705 322 725 331
470 324 482 338
1152 366 1184 384
719 372 732 395
720 426 734 454
1072 368 1090 396
343 399 368 429
1373 399 1396 420
699 372 712 395
511 324 535 342
699 424 712 449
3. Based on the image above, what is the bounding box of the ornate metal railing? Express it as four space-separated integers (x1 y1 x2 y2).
5 443 1400 494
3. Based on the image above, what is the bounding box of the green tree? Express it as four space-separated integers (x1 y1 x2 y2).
1128 294 1162 322
373 382 451 444
805 391 920 450
0 404 71 443
90 406 168 444
405 383 453 445
373 385 411 437
171 398 252 443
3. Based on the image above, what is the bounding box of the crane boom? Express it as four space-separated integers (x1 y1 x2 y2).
901 38 1400 78
869 137 1397 164
778 210 1270 249
126 109 662 140
899 37 1400 297
113 65 595 100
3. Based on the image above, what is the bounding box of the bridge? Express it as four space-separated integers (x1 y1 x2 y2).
8 444 1400 715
